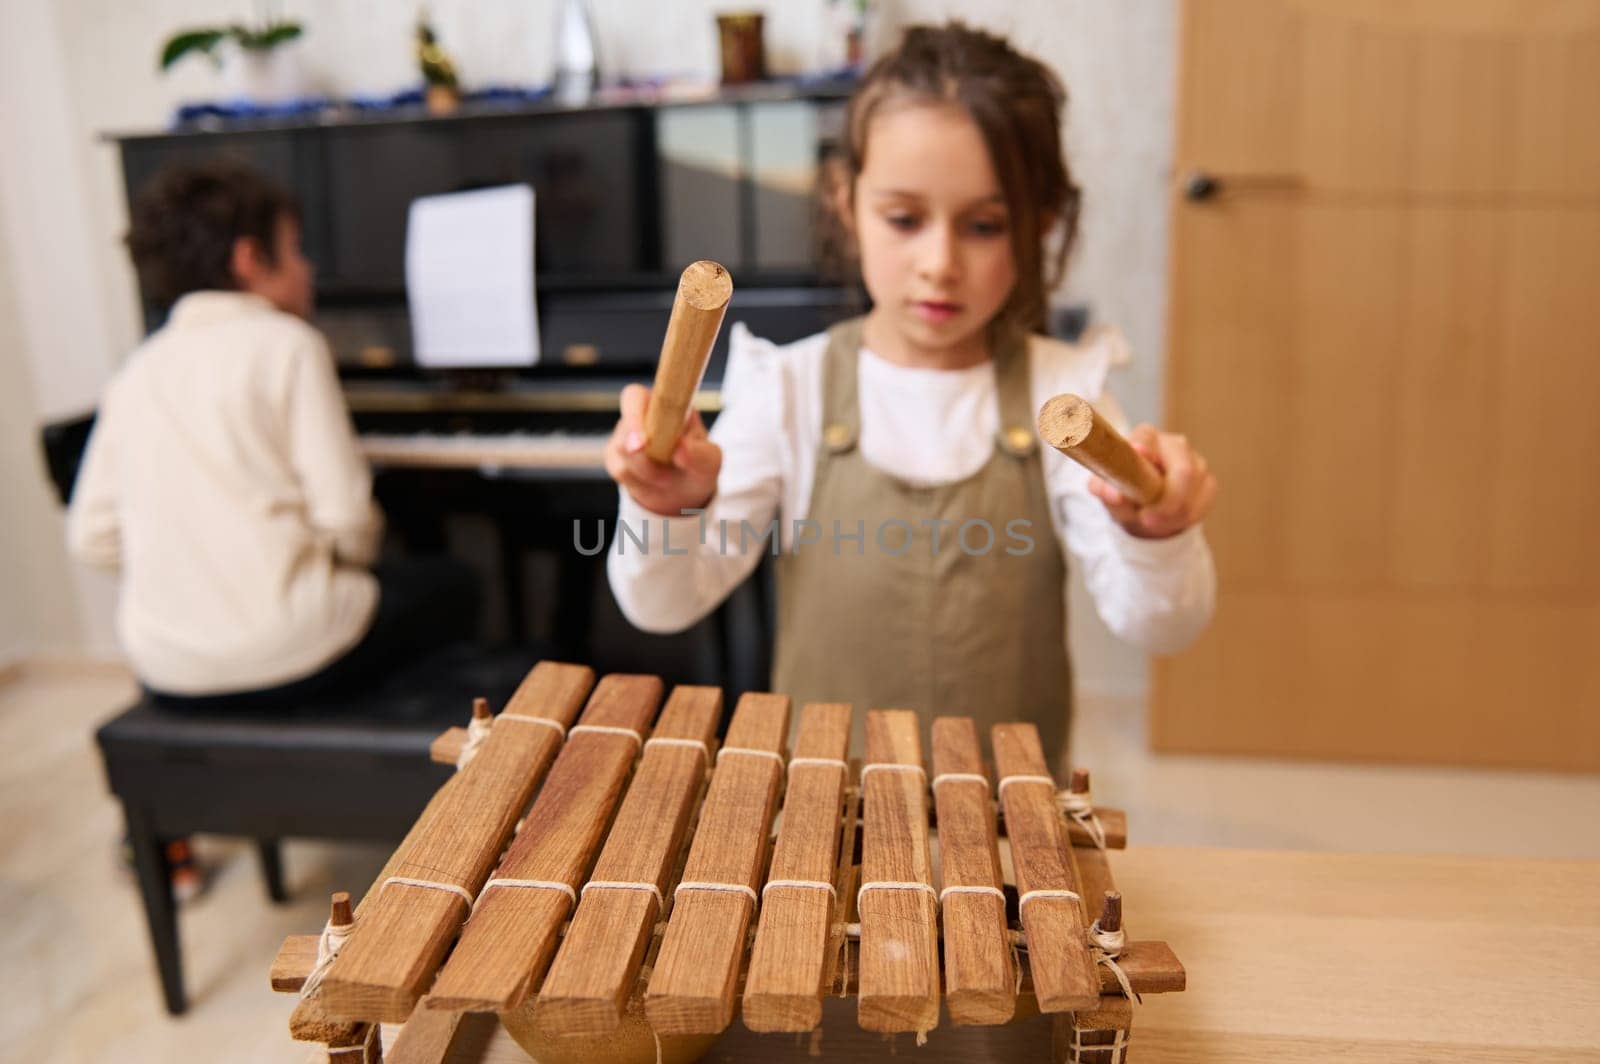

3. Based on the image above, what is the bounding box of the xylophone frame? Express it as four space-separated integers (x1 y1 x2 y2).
270 667 1186 1064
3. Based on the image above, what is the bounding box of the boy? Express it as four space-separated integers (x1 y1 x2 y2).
69 161 477 709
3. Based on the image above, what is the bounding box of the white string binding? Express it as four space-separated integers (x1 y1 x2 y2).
762 878 837 901
1058 786 1109 851
456 713 494 770
582 879 665 910
997 773 1056 801
994 771 1110 850
931 771 990 792
1067 1023 1130 1060
379 876 474 909
859 763 927 788
643 736 711 765
674 880 759 907
477 877 577 907
1018 887 1081 914
1011 936 1025 996
327 1024 379 1058
568 724 643 749
938 883 1006 906
857 881 937 908
496 713 567 739
1090 920 1141 1004
298 915 354 998
716 746 785 771
787 756 848 779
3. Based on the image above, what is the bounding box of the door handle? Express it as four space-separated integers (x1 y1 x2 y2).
1184 170 1219 201
1180 169 1305 201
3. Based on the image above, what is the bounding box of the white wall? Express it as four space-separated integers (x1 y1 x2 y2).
0 0 1178 695
0 0 126 658
0 191 92 662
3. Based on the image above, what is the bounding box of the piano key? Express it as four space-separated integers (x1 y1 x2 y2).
343 383 722 416
359 432 610 471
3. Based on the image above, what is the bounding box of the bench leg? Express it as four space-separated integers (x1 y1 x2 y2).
256 838 289 903
124 806 185 1015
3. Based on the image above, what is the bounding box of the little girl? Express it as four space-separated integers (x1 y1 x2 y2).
604 23 1217 762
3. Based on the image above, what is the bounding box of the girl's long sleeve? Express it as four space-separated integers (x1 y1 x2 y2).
1039 348 1216 654
606 329 789 633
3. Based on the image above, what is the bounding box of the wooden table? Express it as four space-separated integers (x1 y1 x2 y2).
392 847 1600 1063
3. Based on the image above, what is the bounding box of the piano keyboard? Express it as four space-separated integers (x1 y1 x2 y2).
359 432 610 471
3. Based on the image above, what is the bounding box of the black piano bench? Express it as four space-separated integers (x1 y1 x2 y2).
94 643 545 1015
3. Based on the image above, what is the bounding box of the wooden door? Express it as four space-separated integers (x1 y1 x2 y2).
1154 0 1600 770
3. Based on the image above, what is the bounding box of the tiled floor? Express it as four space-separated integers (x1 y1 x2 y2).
3 665 1596 1062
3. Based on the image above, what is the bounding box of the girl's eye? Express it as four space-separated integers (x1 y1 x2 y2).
969 218 1008 237
884 213 921 231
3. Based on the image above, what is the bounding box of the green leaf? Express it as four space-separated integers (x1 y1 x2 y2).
232 21 303 51
257 23 303 48
159 29 226 71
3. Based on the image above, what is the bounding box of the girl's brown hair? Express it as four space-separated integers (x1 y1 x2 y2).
830 22 1081 341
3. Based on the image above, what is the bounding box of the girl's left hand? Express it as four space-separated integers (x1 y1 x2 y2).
1087 425 1218 539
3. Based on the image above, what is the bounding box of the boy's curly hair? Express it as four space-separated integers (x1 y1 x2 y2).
827 22 1083 342
124 160 301 309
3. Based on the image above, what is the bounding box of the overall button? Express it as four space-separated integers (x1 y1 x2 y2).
999 426 1037 456
823 423 856 451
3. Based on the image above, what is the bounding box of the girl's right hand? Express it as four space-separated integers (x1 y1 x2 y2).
604 383 722 517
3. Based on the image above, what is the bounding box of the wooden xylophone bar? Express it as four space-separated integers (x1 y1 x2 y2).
995 721 1103 1012
741 702 853 1031
421 674 664 1013
534 685 723 1032
275 667 1186 1063
856 708 942 1032
932 715 1016 1025
645 692 790 1033
287 661 595 1046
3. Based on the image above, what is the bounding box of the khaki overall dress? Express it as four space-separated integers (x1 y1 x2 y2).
772 318 1073 761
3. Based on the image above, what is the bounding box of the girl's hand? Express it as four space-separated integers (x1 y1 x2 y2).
604 383 722 517
1088 425 1217 539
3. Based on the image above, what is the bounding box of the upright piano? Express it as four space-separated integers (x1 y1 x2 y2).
101 81 862 695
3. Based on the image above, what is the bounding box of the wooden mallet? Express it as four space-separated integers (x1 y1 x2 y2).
1036 394 1165 506
643 260 733 464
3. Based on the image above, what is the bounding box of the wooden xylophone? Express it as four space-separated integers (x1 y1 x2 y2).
271 663 1186 1063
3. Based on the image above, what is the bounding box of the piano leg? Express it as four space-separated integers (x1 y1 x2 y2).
555 551 601 661
256 838 289 904
498 525 528 642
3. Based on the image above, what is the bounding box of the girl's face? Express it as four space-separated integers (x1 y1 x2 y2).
852 102 1017 366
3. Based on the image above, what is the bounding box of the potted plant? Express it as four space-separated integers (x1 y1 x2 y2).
160 5 307 104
